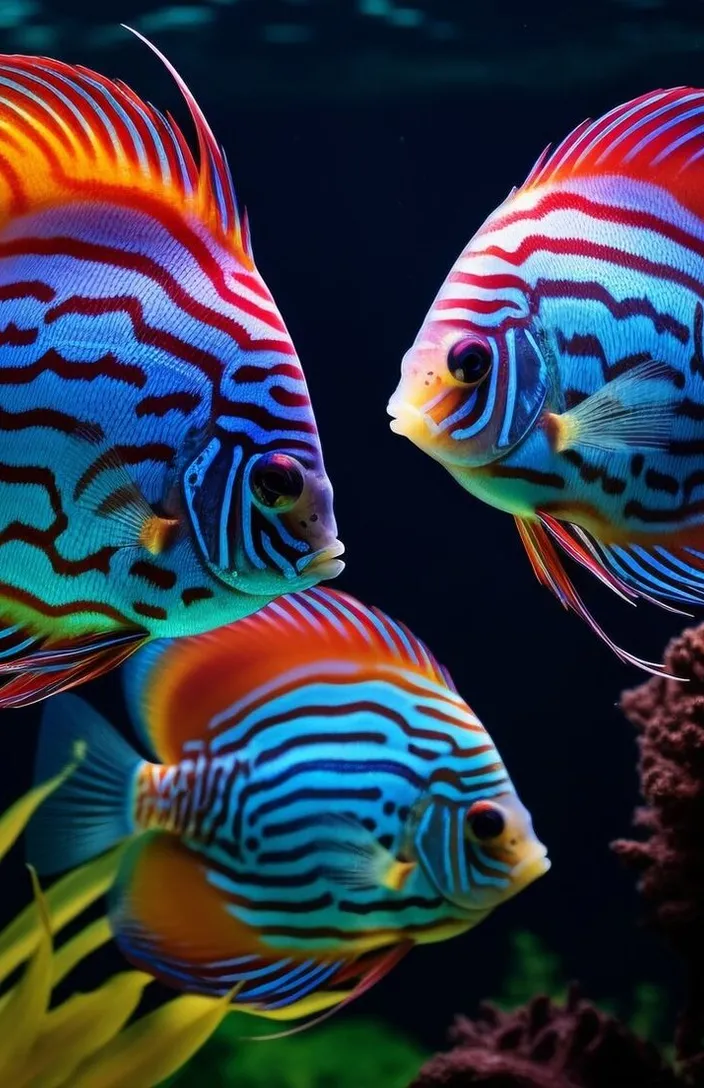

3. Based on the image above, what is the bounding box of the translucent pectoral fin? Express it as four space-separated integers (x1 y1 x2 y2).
515 514 672 676
545 360 677 454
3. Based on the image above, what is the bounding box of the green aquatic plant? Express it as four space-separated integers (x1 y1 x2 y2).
0 750 234 1088
166 1013 426 1088
491 930 670 1049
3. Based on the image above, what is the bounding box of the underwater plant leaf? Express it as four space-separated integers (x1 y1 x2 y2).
50 916 113 989
0 748 82 862
165 1015 426 1088
21 970 151 1088
0 845 124 986
68 987 239 1088
0 867 53 1079
491 930 567 1011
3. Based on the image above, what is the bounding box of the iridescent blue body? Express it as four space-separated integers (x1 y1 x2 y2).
28 588 548 1020
0 42 342 706
389 89 704 670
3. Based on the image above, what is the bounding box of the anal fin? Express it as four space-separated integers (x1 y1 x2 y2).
110 834 354 1019
515 514 672 676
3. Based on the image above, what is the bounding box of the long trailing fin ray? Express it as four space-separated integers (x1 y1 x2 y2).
0 35 246 249
122 25 248 253
0 624 146 710
242 943 412 1042
589 535 704 611
515 516 674 677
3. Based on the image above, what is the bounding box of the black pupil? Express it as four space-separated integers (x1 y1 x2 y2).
253 460 303 506
469 807 505 841
448 341 491 384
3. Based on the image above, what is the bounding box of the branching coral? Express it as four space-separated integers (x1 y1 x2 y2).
613 623 704 1082
410 984 677 1087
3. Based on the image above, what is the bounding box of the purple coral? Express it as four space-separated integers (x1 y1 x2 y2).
412 621 704 1088
410 985 677 1087
613 623 704 1079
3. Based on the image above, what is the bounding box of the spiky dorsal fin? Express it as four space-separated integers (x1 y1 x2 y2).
520 87 704 217
0 30 251 258
122 587 459 764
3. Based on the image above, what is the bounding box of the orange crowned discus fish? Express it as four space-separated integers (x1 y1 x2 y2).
27 588 548 1025
388 88 704 674
0 33 343 708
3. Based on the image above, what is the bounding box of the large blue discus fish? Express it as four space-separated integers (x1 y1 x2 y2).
27 587 549 1025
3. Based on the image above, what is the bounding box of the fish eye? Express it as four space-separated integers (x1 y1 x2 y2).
250 453 305 510
466 802 505 842
447 338 492 386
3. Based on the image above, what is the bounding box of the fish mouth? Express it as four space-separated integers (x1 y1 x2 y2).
511 845 551 891
387 396 433 441
296 540 346 581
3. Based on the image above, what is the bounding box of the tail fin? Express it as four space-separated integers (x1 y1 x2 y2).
27 694 143 876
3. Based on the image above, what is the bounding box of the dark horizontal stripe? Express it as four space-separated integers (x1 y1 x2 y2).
668 439 704 455
0 279 55 303
218 888 334 914
181 586 214 606
644 468 679 496
248 786 383 828
132 601 168 621
129 560 177 590
684 470 704 503
486 463 566 489
206 857 323 889
255 730 388 768
0 233 291 370
74 442 175 500
561 449 626 496
0 404 92 436
254 916 450 942
676 397 704 421
0 578 135 624
135 391 201 418
233 362 302 384
257 842 323 866
339 895 444 915
624 497 704 523
0 322 36 346
260 810 377 841
0 347 146 389
245 759 424 823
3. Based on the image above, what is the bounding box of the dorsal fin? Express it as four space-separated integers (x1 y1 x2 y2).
122 588 457 764
0 32 251 258
520 87 704 215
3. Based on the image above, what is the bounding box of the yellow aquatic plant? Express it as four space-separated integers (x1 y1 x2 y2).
0 747 235 1088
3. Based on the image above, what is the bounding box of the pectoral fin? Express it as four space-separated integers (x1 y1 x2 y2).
546 360 677 453
313 812 417 893
67 426 179 554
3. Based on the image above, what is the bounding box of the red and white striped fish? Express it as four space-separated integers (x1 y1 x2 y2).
388 88 704 674
0 33 343 708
